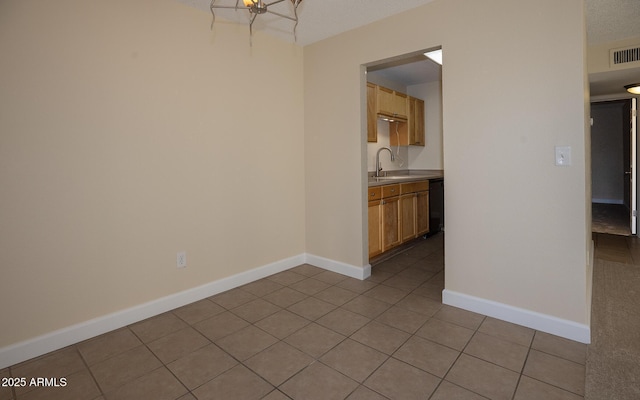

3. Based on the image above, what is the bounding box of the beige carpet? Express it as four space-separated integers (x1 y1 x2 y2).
586 258 640 399
592 203 631 236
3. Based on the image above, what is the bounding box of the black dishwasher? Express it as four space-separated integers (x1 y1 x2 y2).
429 178 444 236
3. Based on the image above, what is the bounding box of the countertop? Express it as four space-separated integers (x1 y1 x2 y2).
367 169 444 187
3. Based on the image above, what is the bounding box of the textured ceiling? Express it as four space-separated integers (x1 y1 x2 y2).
180 0 639 46
178 0 640 96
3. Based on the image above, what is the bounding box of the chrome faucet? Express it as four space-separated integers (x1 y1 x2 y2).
375 147 395 177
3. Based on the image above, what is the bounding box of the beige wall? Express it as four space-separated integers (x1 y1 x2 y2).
0 0 592 352
304 0 591 326
0 0 305 348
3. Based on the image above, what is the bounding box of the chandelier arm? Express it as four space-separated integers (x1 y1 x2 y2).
249 12 258 46
266 10 297 21
210 0 217 29
263 0 286 6
292 1 299 41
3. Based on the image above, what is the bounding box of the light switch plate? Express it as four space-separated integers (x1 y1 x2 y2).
555 146 571 166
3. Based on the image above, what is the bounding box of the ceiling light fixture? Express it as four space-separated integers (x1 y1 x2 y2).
625 83 640 95
210 0 303 44
424 49 443 65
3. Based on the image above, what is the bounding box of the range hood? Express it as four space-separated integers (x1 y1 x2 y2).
377 112 407 123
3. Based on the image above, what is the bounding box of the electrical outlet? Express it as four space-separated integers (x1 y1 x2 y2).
177 251 187 268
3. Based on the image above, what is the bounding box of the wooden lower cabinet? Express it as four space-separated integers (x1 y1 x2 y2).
381 196 401 251
368 199 382 258
369 180 430 259
400 194 417 242
416 190 430 236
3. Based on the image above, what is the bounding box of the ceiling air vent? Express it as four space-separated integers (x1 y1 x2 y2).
610 45 640 68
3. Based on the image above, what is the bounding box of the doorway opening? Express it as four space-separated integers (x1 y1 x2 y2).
363 48 444 265
591 98 638 236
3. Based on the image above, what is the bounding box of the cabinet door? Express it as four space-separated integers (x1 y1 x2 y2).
408 97 425 146
416 190 430 236
367 83 377 142
393 92 408 118
381 196 401 251
400 194 417 242
368 200 382 258
377 86 395 116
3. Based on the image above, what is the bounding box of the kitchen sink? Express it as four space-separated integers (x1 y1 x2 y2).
372 175 413 180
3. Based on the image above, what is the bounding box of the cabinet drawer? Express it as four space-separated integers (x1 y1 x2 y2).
381 184 400 198
368 187 382 201
400 181 429 194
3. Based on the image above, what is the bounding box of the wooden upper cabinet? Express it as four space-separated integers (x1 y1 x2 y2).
376 86 407 119
409 96 425 146
367 83 423 146
367 83 378 143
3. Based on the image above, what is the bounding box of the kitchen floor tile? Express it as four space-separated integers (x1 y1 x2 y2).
254 309 310 339
313 285 359 306
166 343 237 390
103 367 187 400
288 263 325 277
429 380 488 400
147 326 210 364
350 321 411 355
375 305 430 334
284 322 346 358
514 375 584 400
192 311 249 342
336 278 379 294
77 328 141 366
266 270 307 286
230 298 281 323
215 325 278 361
393 335 459 378
289 277 332 295
172 299 225 325
362 284 409 304
191 365 272 400
129 313 188 344
464 331 529 372
240 279 284 297
395 293 442 317
531 331 587 365
262 287 308 308
316 308 371 336
415 317 475 351
345 385 390 400
320 339 388 382
280 361 358 400
89 345 161 393
364 357 440 400
445 354 520 400
342 295 391 319
287 296 336 320
478 317 535 347
244 342 314 386
522 349 585 396
209 288 258 309
433 305 485 330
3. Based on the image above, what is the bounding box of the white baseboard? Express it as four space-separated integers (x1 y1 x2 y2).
304 253 371 280
442 289 590 344
0 253 371 369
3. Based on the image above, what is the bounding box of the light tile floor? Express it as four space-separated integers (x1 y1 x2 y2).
1 233 589 400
